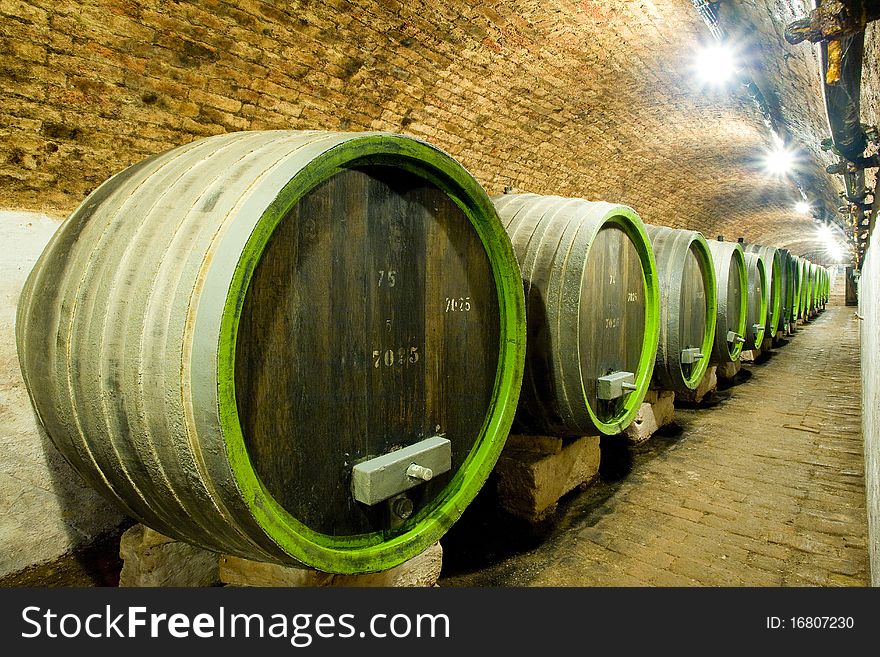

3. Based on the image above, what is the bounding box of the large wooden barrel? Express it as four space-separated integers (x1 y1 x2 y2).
16 130 527 574
776 248 794 331
705 240 748 363
806 261 816 317
494 193 660 436
808 260 818 316
745 244 783 338
811 264 819 311
810 262 820 312
798 257 812 319
820 267 829 307
793 255 803 319
645 225 716 392
782 249 800 328
743 252 768 349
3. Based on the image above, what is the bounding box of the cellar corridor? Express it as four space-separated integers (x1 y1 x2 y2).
3 0 880 601
441 301 869 587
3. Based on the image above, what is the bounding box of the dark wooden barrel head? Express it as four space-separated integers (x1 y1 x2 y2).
234 165 500 536
726 256 743 347
679 243 709 377
579 225 646 423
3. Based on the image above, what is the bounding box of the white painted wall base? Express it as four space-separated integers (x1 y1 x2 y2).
0 210 127 580
860 227 880 587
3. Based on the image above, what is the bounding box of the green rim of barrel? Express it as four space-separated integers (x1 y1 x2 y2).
217 135 526 573
800 259 811 317
684 233 717 389
790 256 801 321
727 245 748 361
767 251 783 336
750 256 768 347
583 208 660 434
811 264 819 308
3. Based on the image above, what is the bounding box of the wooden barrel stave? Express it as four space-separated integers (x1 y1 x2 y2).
705 240 748 363
789 254 801 323
743 252 768 349
798 257 812 319
499 195 582 432
494 193 660 436
645 225 717 392
776 248 793 330
745 244 783 338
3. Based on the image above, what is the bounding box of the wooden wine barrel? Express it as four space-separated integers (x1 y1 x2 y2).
645 225 717 392
745 244 783 338
799 257 813 320
820 267 829 307
809 260 818 316
811 264 819 312
16 130 527 574
494 193 660 436
705 240 748 363
810 263 820 312
776 248 794 331
800 258 811 321
784 249 800 327
743 252 768 349
804 260 816 319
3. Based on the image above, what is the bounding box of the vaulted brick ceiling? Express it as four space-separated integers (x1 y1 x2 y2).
459 0 845 259
1 0 850 262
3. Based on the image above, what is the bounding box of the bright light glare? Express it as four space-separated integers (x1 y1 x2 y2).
764 146 795 175
794 201 811 214
817 224 845 262
816 224 834 242
827 241 844 262
695 45 736 86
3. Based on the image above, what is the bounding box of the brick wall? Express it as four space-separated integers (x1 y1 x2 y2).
0 0 838 251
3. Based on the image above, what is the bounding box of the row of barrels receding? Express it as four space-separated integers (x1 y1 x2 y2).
15 131 831 574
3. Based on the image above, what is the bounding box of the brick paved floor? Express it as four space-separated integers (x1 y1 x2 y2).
440 304 869 586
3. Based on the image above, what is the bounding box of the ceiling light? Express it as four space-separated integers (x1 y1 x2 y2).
764 145 795 176
817 224 845 262
826 241 844 262
694 44 737 86
794 201 810 214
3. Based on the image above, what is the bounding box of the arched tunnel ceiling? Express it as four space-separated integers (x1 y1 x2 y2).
0 0 855 261
475 0 845 257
